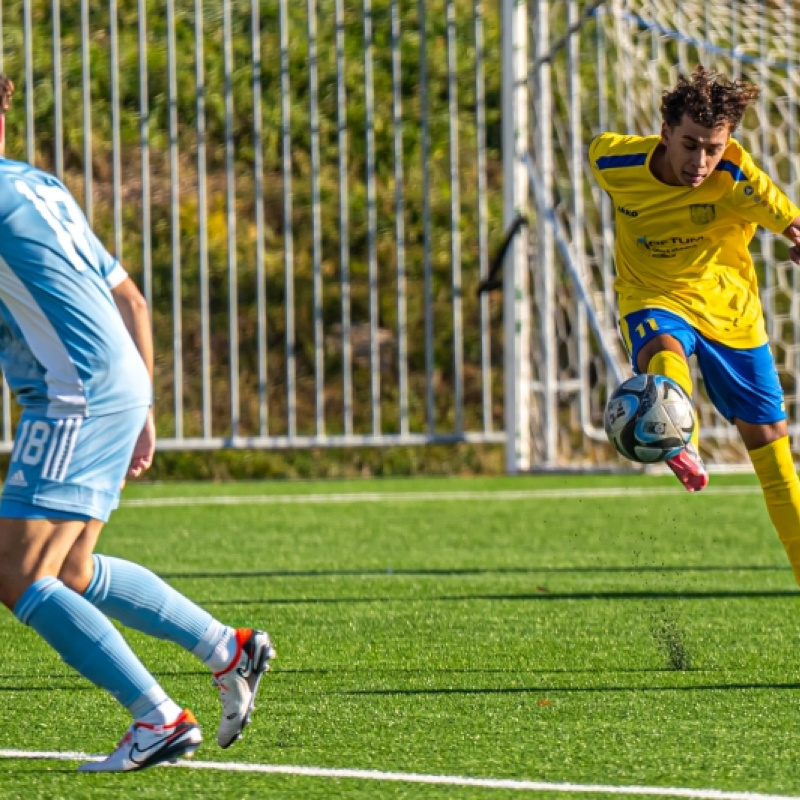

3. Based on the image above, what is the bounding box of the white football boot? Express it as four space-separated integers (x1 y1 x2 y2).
213 628 276 748
78 709 202 772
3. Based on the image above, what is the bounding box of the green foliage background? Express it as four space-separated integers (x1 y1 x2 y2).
0 0 507 476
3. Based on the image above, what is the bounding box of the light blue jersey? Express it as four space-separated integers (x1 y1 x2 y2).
0 158 151 416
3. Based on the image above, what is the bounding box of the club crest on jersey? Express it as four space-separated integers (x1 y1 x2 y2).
689 204 716 225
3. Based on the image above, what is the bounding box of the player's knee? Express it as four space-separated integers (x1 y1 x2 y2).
637 335 686 373
0 580 33 611
58 553 94 595
0 527 34 603
738 420 788 452
0 549 40 610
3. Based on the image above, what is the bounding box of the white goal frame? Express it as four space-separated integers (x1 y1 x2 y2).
506 0 800 472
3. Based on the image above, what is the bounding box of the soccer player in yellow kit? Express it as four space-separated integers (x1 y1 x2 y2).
589 65 800 585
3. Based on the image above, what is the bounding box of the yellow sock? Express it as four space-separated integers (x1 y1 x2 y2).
749 436 800 587
646 350 699 450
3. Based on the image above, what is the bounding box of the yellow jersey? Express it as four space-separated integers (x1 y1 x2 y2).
588 132 800 348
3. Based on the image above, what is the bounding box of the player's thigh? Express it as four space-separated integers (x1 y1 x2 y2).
695 339 785 426
620 308 698 373
1 406 149 524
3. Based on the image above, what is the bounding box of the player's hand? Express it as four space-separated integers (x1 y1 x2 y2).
128 411 156 479
785 223 800 265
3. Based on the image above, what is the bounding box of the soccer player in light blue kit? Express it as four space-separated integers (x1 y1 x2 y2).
0 76 275 772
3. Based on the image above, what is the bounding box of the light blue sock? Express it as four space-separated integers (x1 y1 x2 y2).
83 554 218 656
14 576 167 717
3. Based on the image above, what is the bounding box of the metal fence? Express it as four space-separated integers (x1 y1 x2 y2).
0 0 507 452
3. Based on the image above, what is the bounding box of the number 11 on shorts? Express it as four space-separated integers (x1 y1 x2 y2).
636 317 659 339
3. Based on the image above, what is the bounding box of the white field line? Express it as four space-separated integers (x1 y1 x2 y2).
120 485 762 508
0 750 796 800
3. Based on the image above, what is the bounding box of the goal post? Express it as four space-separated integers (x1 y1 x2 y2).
501 0 532 473
513 0 800 472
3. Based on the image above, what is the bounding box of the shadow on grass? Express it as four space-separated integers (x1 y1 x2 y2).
2 766 78 774
199 588 800 605
279 665 703 675
159 565 792 580
340 680 800 696
0 682 94 691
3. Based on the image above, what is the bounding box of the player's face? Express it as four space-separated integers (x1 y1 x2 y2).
658 115 731 188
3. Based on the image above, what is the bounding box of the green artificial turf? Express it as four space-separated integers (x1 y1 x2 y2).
0 473 799 799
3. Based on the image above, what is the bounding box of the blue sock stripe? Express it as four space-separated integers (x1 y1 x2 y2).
14 576 62 624
83 555 213 652
82 553 110 604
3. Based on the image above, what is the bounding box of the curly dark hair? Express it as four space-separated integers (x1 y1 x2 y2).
0 74 14 114
661 65 759 131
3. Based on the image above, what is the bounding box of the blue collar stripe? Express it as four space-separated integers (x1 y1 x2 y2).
715 159 746 181
596 153 648 169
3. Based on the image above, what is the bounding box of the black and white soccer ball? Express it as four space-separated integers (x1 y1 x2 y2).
604 373 695 464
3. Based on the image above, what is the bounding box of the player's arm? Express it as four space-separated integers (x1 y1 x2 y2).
783 215 800 266
0 74 14 157
110 276 156 478
587 133 610 191
737 148 800 264
111 276 153 378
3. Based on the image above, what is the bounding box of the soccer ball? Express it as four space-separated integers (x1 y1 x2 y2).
604 373 695 463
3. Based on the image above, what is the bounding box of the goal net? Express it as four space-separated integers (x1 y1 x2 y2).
519 0 800 471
